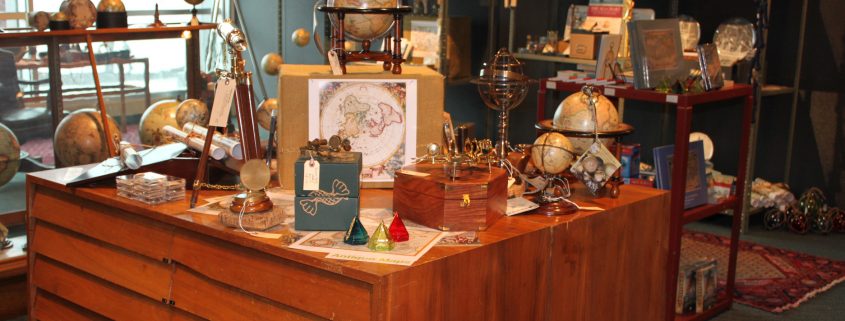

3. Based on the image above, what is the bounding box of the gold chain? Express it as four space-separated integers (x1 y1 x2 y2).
193 181 242 190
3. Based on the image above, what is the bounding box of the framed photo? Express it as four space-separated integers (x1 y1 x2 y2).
309 79 418 186
629 18 686 89
595 34 622 80
697 43 724 91
653 140 708 209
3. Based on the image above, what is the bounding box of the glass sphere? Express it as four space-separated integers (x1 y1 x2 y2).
553 91 619 154
531 133 574 175
327 0 398 41
175 99 209 128
139 100 180 146
0 123 21 187
713 18 755 66
54 109 121 166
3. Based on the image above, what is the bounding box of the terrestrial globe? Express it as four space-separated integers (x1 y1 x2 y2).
256 98 279 131
0 123 21 187
175 99 209 128
60 0 97 29
552 91 619 154
261 53 283 76
139 100 180 146
327 0 398 41
54 109 121 166
97 0 125 12
530 132 574 175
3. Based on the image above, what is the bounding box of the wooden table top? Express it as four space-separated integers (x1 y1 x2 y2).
27 166 667 283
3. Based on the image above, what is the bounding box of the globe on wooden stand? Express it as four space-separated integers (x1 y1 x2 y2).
317 2 412 74
530 132 578 216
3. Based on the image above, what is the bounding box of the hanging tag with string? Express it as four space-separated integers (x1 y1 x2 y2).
569 85 622 195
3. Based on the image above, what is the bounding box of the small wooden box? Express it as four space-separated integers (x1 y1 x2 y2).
393 164 507 231
569 31 604 60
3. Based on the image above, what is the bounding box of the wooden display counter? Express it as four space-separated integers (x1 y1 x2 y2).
26 167 669 321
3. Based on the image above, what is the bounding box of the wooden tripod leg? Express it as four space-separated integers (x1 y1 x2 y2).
190 125 218 208
85 34 117 157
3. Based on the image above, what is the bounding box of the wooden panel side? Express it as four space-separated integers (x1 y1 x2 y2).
547 193 670 321
171 266 322 321
32 291 110 321
393 186 446 229
31 257 172 321
31 221 172 301
0 275 26 320
171 231 373 321
29 187 175 261
384 226 551 321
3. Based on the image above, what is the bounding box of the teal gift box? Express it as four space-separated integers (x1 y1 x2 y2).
294 151 362 231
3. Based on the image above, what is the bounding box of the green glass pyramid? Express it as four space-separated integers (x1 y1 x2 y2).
343 215 369 245
367 220 395 251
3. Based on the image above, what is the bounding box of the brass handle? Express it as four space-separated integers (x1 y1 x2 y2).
460 194 471 208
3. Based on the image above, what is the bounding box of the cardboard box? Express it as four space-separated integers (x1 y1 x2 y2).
569 31 604 60
294 196 360 231
293 151 362 197
620 143 641 178
278 64 445 189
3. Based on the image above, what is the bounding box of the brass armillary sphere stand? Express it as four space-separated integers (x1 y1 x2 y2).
471 48 530 165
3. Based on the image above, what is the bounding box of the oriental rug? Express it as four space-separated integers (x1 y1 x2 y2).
681 230 845 313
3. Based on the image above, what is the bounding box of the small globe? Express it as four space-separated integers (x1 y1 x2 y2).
327 0 397 41
291 28 311 47
0 123 21 187
175 99 209 128
29 11 51 31
261 53 283 76
184 0 204 5
97 0 125 12
553 91 619 154
531 133 574 175
60 0 97 29
51 12 69 21
256 98 279 130
54 109 121 166
139 100 180 146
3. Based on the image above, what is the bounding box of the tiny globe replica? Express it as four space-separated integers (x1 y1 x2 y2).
530 132 577 216
50 11 71 30
327 0 397 41
256 98 279 131
553 91 619 154
60 0 97 30
291 28 311 47
261 53 283 75
472 48 530 162
96 0 127 28
0 123 21 187
28 11 50 31
139 100 180 146
175 98 209 128
54 109 121 166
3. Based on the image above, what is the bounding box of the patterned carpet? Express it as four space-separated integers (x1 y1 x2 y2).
19 124 140 165
682 230 845 313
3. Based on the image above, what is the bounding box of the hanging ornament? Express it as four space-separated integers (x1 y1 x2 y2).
569 85 621 195
388 212 409 242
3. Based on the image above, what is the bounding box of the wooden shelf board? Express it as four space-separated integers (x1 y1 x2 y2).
674 297 732 321
513 53 596 65
0 24 215 47
544 79 753 105
682 197 738 225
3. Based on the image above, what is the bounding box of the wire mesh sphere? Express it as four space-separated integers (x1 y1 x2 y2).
473 48 529 112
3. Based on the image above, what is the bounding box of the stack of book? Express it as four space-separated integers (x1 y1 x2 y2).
676 258 719 315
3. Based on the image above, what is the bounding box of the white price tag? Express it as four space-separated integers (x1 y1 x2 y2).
303 159 320 191
666 94 678 104
604 88 616 96
209 78 236 127
546 81 556 89
328 51 343 76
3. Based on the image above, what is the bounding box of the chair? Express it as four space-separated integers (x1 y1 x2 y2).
0 48 53 143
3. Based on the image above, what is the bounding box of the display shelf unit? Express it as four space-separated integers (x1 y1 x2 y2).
512 52 596 66
537 79 753 321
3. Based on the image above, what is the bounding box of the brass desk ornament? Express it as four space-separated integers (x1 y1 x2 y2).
229 159 273 213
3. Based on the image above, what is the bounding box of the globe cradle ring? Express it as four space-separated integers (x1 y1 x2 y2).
316 6 413 14
535 120 635 139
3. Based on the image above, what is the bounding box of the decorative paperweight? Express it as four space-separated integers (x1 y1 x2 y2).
388 212 409 242
367 220 395 251
343 215 369 245
116 172 185 205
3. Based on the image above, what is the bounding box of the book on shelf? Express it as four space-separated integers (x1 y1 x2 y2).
653 140 708 209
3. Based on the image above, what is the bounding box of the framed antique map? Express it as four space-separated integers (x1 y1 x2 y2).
309 79 418 185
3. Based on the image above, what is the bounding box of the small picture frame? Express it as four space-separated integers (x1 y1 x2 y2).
697 43 724 91
628 18 686 89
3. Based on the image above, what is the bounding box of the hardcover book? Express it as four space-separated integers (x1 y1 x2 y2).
653 140 708 209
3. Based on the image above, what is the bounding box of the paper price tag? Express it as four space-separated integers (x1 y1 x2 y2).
303 159 320 191
328 51 343 75
604 88 615 96
209 78 236 127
